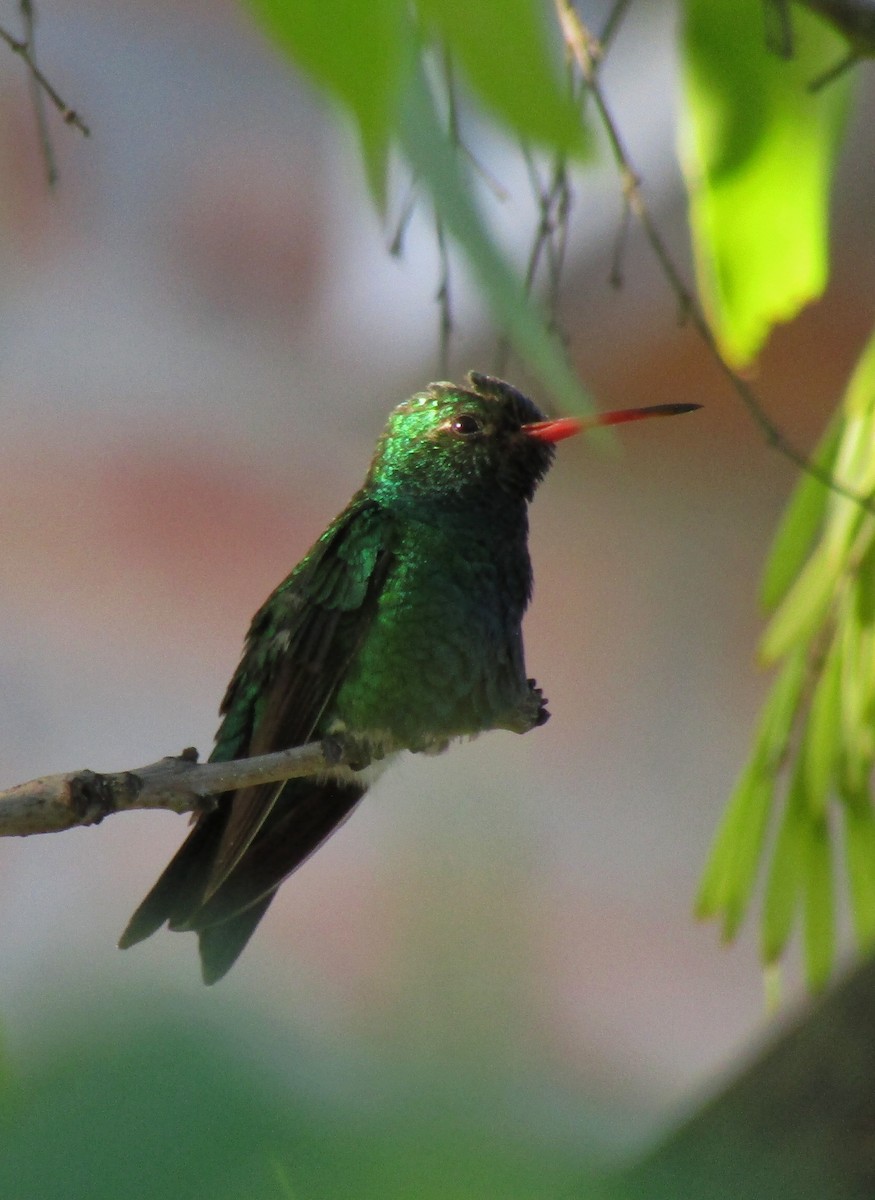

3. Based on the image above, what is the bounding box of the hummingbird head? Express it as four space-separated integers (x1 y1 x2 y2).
368 372 563 512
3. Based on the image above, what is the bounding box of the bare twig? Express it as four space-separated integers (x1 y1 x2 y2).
554 0 875 516
20 0 57 186
495 142 574 375
601 0 635 51
388 175 419 257
0 15 90 137
0 739 343 838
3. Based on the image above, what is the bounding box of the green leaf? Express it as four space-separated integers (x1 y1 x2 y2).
399 66 594 419
759 541 836 663
697 648 806 933
680 0 851 365
761 768 806 963
802 813 834 989
416 0 588 157
843 792 875 951
838 601 875 793
802 637 842 813
695 759 775 939
759 643 811 758
242 0 410 206
759 413 842 612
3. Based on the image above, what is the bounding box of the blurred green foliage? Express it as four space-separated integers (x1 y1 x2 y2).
0 994 593 1200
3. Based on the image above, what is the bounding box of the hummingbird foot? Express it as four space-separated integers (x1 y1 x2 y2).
321 730 376 773
497 679 550 734
527 678 551 728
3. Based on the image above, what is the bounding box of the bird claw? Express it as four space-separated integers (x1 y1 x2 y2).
527 678 551 727
321 731 372 772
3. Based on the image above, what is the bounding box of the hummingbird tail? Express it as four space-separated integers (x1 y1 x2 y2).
197 894 276 985
119 778 366 981
118 805 231 949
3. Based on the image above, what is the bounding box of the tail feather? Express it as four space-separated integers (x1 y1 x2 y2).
187 780 365 931
118 807 229 949
198 894 276 985
119 778 366 980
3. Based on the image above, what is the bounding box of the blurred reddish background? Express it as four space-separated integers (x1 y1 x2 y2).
0 0 873 1141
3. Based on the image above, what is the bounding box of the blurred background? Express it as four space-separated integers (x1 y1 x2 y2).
0 1 874 1195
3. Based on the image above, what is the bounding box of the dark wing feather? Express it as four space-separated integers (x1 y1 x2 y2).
204 497 393 889
119 497 394 957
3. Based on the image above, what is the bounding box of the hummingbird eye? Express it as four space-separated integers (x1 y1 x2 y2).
450 414 483 437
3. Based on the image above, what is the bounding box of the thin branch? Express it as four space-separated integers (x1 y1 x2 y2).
20 0 57 187
600 0 635 50
388 175 419 257
554 0 875 517
0 16 90 137
0 739 345 838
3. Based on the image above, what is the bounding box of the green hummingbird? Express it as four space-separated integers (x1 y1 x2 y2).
119 373 697 982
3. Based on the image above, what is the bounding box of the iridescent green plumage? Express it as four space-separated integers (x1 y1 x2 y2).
120 373 557 982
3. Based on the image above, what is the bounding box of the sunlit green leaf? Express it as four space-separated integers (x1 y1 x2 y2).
760 644 810 751
759 414 842 612
695 758 776 939
680 0 851 365
697 648 807 931
802 813 834 989
759 541 836 663
802 638 842 812
762 768 806 962
417 0 588 157
839 605 875 793
243 0 410 205
696 759 768 920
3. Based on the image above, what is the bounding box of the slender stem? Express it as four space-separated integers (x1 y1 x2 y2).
19 0 58 187
0 18 90 137
554 0 875 517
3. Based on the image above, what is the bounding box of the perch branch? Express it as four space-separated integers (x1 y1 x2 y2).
0 739 343 837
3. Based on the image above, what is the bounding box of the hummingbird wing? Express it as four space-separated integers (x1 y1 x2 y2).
205 496 395 888
119 496 395 964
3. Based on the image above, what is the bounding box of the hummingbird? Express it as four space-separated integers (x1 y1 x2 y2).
119 373 698 983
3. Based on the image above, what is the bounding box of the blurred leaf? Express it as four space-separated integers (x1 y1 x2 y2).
416 0 588 157
612 954 875 1200
802 638 842 811
837 598 875 795
399 66 594 418
697 647 806 931
843 791 875 950
762 767 806 962
760 414 842 612
242 0 410 206
695 759 774 936
802 813 834 988
759 541 837 662
680 0 851 365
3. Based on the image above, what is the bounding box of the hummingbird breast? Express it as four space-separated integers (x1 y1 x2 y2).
330 512 533 754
